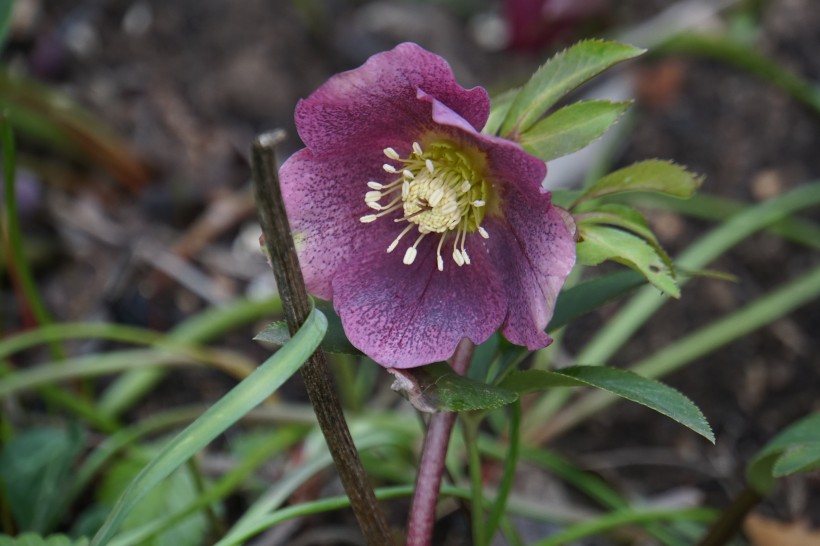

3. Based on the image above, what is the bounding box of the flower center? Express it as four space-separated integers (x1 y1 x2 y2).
359 141 491 271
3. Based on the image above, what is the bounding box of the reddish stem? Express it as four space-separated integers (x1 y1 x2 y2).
406 339 475 546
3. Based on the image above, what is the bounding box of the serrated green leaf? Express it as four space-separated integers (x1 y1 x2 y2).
747 412 820 494
520 100 631 162
576 224 680 297
0 427 86 533
500 40 645 137
0 533 89 546
388 362 518 413
501 367 714 443
772 442 820 478
548 270 645 332
575 160 703 207
483 88 519 136
254 301 361 355
576 203 674 273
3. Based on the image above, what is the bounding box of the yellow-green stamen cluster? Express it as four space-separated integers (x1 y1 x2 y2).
360 141 490 271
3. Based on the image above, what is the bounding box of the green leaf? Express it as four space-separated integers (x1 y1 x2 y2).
90 307 327 546
575 160 703 207
0 0 14 51
576 203 674 273
547 270 645 332
482 88 519 136
500 40 645 137
99 451 206 546
773 442 820 478
388 362 518 413
254 302 360 355
576 224 680 297
519 100 631 162
747 412 820 494
0 533 89 546
501 367 714 443
0 427 86 533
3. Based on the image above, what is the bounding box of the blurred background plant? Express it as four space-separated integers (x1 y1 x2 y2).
1 0 819 545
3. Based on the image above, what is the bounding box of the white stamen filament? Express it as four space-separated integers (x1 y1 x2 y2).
361 141 490 272
388 224 415 253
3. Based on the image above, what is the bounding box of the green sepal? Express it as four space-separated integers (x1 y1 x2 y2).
388 362 519 413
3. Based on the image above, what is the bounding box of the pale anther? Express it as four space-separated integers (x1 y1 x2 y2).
403 169 414 180
425 159 435 174
437 255 444 271
384 147 400 160
460 181 471 193
413 142 423 156
365 191 382 202
453 248 464 266
360 214 377 223
383 164 397 173
367 181 383 190
472 200 485 207
478 226 489 239
403 246 417 265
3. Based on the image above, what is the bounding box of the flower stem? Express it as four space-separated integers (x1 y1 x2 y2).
251 131 395 546
463 414 485 546
406 338 474 546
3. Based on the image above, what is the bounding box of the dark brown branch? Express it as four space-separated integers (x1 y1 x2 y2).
251 131 395 546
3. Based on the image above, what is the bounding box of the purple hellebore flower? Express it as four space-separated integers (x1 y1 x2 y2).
280 42 575 368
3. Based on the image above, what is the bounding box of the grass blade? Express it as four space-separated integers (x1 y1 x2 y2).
89 307 326 546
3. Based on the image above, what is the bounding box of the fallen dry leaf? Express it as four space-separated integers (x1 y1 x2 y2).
745 513 820 546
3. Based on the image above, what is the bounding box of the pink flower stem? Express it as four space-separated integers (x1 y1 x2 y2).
406 338 475 546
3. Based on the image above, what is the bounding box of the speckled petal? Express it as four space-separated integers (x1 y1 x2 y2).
279 147 411 300
484 197 575 350
331 235 506 368
295 43 489 155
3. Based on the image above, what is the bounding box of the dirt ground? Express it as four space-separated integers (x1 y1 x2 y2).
5 0 820 544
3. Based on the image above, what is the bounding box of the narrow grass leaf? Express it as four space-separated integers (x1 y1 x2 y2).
500 40 645 136
0 534 89 546
90 307 326 546
502 367 714 443
519 100 631 162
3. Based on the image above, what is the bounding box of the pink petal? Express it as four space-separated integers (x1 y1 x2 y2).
295 43 489 155
331 235 506 368
484 197 575 349
280 147 408 300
